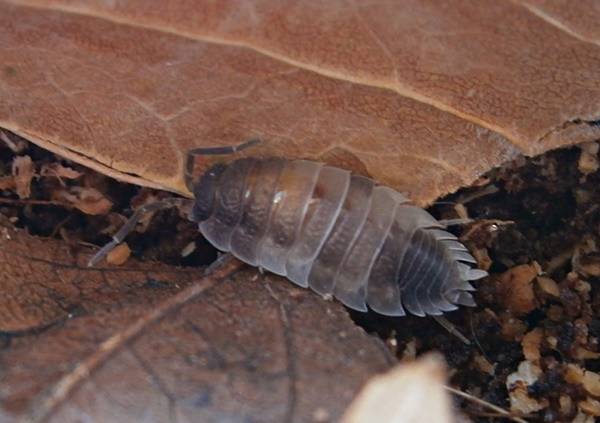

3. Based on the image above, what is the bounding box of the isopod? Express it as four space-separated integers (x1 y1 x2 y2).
190 160 487 318
90 140 487 320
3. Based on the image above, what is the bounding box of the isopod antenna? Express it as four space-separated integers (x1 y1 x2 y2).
88 138 261 266
87 198 188 267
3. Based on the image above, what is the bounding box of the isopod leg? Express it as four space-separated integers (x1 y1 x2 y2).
184 139 261 191
437 218 473 227
203 252 236 275
87 198 190 267
432 315 471 345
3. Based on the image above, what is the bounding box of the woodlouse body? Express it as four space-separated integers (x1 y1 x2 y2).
190 157 487 317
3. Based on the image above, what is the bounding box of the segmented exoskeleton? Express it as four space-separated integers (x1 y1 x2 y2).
90 140 487 319
190 156 487 317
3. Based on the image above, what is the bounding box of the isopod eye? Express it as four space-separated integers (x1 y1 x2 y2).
189 163 227 222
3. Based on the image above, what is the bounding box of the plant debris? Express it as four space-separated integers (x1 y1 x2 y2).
1 129 599 422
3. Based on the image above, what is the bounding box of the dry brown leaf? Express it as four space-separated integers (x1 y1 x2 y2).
506 361 549 414
0 175 15 191
0 217 194 333
1 0 599 205
39 162 82 180
50 186 113 215
1 129 28 152
11 155 35 199
578 397 600 417
494 262 541 315
0 220 394 422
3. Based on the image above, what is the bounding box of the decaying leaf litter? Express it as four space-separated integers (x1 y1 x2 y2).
2 132 600 422
1 0 600 421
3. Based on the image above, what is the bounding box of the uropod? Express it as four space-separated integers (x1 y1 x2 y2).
90 140 487 332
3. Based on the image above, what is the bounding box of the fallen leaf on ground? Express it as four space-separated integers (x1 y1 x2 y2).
0 219 394 422
1 0 598 204
11 155 34 199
